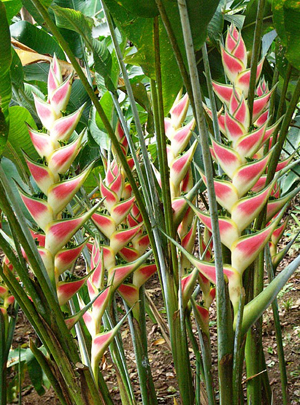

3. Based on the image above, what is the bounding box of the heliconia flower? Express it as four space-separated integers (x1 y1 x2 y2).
108 250 152 290
170 141 197 197
48 131 84 175
48 65 60 99
170 92 189 130
194 288 216 334
225 108 247 143
91 321 123 374
33 94 57 131
118 284 140 318
89 287 111 324
252 87 275 122
30 229 46 247
49 76 72 116
170 119 196 156
181 219 197 270
230 183 273 232
221 45 245 84
27 125 56 158
199 171 239 213
236 59 264 97
45 205 99 256
256 77 269 97
211 138 243 176
229 93 250 131
92 213 116 239
194 304 210 335
275 154 294 172
25 155 56 194
168 23 298 318
48 165 92 216
232 151 272 197
231 213 283 274
271 219 288 247
212 81 234 106
111 197 135 225
133 264 157 288
266 186 300 222
57 271 92 306
235 122 268 159
50 104 85 143
119 247 140 263
64 296 97 330
167 234 242 310
19 190 54 231
110 224 143 254
55 241 87 276
189 204 240 250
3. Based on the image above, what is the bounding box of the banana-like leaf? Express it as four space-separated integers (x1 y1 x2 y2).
236 254 300 335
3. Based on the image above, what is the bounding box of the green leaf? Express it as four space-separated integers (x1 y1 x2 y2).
0 158 31 220
51 4 114 90
105 0 220 112
26 349 46 396
10 21 66 60
237 253 300 335
95 91 114 135
89 106 109 150
10 48 24 90
273 0 300 69
207 0 225 46
3 106 38 178
0 0 12 155
114 0 159 18
21 0 54 26
2 0 22 22
242 0 273 50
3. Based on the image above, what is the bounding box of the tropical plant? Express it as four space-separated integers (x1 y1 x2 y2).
0 0 300 405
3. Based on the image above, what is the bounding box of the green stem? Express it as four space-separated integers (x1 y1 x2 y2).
104 309 136 405
201 43 221 145
261 350 272 405
265 248 288 405
0 216 45 316
0 170 54 316
248 0 266 125
154 0 195 114
124 293 158 405
102 2 156 210
0 267 89 405
153 17 178 280
245 327 262 404
247 253 264 403
191 301 215 405
232 290 245 405
201 42 222 175
275 64 292 123
29 341 70 405
0 310 6 405
0 175 88 369
177 1 233 403
269 67 279 124
186 317 204 405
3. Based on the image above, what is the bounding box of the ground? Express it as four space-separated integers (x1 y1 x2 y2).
4 220 300 405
